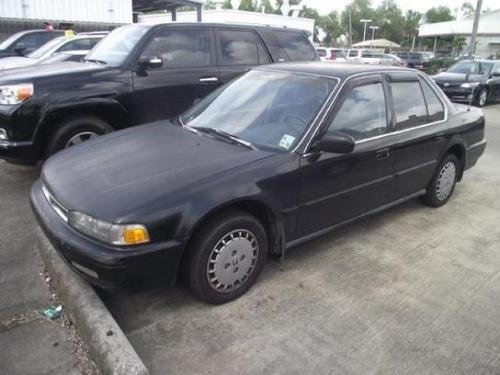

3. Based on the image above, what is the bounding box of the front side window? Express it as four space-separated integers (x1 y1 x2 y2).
272 31 316 61
57 38 100 52
182 70 336 151
420 79 445 123
328 82 387 141
85 24 149 66
217 29 270 66
316 48 327 57
390 81 427 130
27 36 64 58
142 28 211 69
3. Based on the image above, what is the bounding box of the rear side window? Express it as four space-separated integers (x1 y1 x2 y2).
328 82 387 141
316 48 327 57
390 81 427 130
217 29 270 66
57 38 99 52
142 28 211 68
272 31 315 61
348 50 358 57
420 79 445 122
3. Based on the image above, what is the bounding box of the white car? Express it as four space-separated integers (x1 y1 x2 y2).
316 47 347 63
0 33 106 70
345 49 381 64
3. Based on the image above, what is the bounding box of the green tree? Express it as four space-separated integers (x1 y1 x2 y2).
340 0 377 44
222 0 233 9
460 2 475 18
261 0 275 13
204 0 216 10
318 11 343 46
239 0 257 11
300 5 321 42
402 10 422 47
425 6 454 23
374 0 405 44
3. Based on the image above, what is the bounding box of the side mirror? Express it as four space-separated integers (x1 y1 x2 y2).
313 132 355 154
14 43 26 56
137 54 163 69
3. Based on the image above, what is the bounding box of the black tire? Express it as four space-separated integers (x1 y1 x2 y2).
46 116 114 157
183 210 268 304
421 154 459 207
474 87 488 107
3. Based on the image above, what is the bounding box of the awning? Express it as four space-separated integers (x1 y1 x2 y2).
352 38 401 48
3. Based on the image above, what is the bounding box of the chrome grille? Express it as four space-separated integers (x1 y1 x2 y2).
42 184 69 222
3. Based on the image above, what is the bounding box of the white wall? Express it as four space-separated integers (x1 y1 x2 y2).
139 9 314 36
0 0 132 24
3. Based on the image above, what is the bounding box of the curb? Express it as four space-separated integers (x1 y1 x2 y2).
35 227 149 375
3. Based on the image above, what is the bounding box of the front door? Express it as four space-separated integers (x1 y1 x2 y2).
131 27 219 124
297 75 396 237
490 63 500 101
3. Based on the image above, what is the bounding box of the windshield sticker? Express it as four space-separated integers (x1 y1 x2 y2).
279 134 296 150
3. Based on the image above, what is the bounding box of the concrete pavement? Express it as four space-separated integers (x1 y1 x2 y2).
0 162 98 374
102 105 500 374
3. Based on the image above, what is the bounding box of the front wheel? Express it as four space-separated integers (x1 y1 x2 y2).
184 210 268 304
421 154 459 207
46 116 114 157
475 88 488 107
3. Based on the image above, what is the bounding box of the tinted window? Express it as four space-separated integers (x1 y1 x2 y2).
57 38 99 52
143 28 211 68
448 60 493 75
348 50 358 57
420 79 445 122
361 50 372 57
328 82 387 141
273 31 315 61
19 32 49 50
217 29 270 65
316 48 327 57
390 81 427 130
493 64 500 75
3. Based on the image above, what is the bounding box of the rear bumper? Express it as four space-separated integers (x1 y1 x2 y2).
30 179 187 292
465 139 487 171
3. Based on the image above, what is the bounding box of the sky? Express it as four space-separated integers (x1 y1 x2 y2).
300 0 500 15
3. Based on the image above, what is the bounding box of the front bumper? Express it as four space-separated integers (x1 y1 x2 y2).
30 179 187 292
437 86 474 102
0 140 39 165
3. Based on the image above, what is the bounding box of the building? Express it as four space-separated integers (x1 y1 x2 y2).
0 0 133 40
419 9 500 57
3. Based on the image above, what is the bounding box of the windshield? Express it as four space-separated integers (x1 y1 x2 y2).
27 36 64 58
0 31 25 50
447 60 493 75
84 24 149 66
182 70 336 152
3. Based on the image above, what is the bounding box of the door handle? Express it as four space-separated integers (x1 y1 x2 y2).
199 77 218 83
376 148 390 160
434 132 446 142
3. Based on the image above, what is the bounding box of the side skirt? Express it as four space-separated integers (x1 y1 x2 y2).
285 189 426 250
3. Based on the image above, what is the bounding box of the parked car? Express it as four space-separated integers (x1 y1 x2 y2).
0 33 105 70
432 59 500 107
377 53 403 66
316 47 347 62
0 23 317 165
31 64 486 304
0 29 64 58
346 49 383 65
395 51 428 70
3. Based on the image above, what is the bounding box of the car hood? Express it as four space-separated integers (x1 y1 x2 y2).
0 61 107 83
0 56 36 70
42 121 273 221
433 72 486 84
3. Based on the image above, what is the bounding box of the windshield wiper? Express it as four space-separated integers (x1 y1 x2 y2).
82 58 107 65
193 127 255 150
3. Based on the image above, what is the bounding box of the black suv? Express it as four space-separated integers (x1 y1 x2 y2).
395 51 428 70
0 23 317 164
0 29 64 58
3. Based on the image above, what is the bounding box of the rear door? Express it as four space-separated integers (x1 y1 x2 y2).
297 74 396 236
215 28 272 85
131 26 218 124
490 63 500 101
389 73 447 200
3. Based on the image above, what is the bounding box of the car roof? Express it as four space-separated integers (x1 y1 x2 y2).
257 62 415 80
145 22 308 34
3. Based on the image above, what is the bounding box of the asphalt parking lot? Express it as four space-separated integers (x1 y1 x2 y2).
2 105 500 374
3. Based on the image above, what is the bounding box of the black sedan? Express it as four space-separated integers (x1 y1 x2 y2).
31 64 487 304
432 59 500 107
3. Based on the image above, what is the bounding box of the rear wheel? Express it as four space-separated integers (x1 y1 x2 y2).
184 210 267 304
421 154 459 207
46 116 113 157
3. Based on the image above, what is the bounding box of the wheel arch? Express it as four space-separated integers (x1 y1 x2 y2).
444 142 466 181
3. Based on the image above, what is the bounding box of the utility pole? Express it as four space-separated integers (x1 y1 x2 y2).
348 9 352 47
360 19 371 42
469 0 483 57
369 25 378 49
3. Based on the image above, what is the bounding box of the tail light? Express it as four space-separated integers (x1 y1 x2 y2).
327 51 336 60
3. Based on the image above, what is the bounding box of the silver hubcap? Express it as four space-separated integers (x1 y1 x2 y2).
65 131 98 148
479 90 487 106
436 161 456 201
207 229 258 292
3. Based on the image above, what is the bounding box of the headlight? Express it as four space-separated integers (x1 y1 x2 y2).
461 82 480 88
0 83 33 105
68 211 149 246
